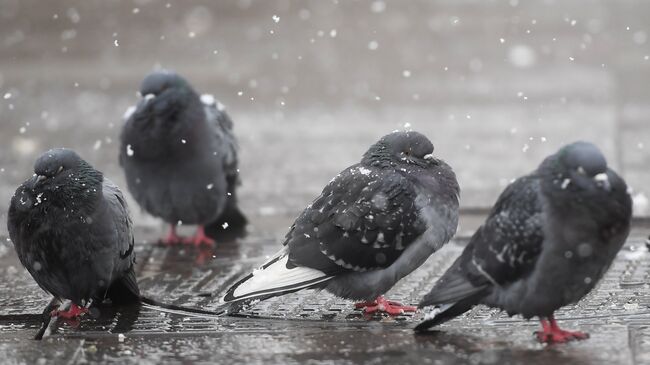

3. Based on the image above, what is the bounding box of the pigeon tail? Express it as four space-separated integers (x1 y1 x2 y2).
140 295 227 316
204 203 247 241
414 295 481 332
106 268 141 305
221 248 333 307
418 261 488 307
415 262 488 331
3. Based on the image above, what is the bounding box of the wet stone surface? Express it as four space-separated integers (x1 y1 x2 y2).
0 224 650 364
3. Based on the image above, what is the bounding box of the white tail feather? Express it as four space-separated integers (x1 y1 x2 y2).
222 249 332 303
422 303 455 322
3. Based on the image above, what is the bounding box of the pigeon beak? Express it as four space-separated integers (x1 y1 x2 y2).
35 175 47 184
593 173 611 192
423 153 435 161
143 93 156 102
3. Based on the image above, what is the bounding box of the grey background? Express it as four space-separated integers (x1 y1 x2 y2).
0 0 649 237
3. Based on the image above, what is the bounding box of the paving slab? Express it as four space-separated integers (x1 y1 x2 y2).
1 223 650 364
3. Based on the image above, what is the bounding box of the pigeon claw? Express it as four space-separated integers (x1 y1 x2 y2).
354 296 417 316
183 226 216 247
50 303 88 319
535 316 590 344
535 329 589 344
159 225 183 245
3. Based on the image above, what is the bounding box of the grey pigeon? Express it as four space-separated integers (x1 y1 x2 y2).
119 70 246 246
221 131 459 315
415 141 632 344
7 149 140 319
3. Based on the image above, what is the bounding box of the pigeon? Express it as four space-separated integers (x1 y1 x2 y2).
119 70 246 247
415 141 632 344
221 131 460 315
7 149 140 319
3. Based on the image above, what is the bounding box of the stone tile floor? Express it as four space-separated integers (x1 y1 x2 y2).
0 218 649 364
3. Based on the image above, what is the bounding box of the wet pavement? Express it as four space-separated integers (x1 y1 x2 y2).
0 219 649 364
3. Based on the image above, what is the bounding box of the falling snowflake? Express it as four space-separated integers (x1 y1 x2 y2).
561 178 571 189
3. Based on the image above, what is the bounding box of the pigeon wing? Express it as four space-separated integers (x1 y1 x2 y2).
286 165 426 274
202 95 240 187
421 175 545 307
97 179 139 299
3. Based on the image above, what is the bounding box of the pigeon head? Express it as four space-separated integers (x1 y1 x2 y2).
139 70 194 97
19 149 104 210
34 148 85 179
545 142 611 192
363 131 437 167
122 71 207 162
129 70 201 132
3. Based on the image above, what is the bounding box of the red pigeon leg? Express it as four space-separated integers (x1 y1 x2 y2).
354 296 417 316
51 303 88 319
183 225 216 247
535 315 589 344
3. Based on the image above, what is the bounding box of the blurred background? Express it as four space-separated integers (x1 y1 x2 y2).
0 0 648 238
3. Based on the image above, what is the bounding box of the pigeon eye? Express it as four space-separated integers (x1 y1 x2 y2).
576 166 586 175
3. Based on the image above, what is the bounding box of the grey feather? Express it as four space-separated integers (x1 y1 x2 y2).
119 70 246 230
416 141 632 331
222 131 460 305
7 148 140 307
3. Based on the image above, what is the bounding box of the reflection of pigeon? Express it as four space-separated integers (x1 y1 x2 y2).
8 149 140 319
221 131 460 315
416 142 632 344
120 70 246 246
